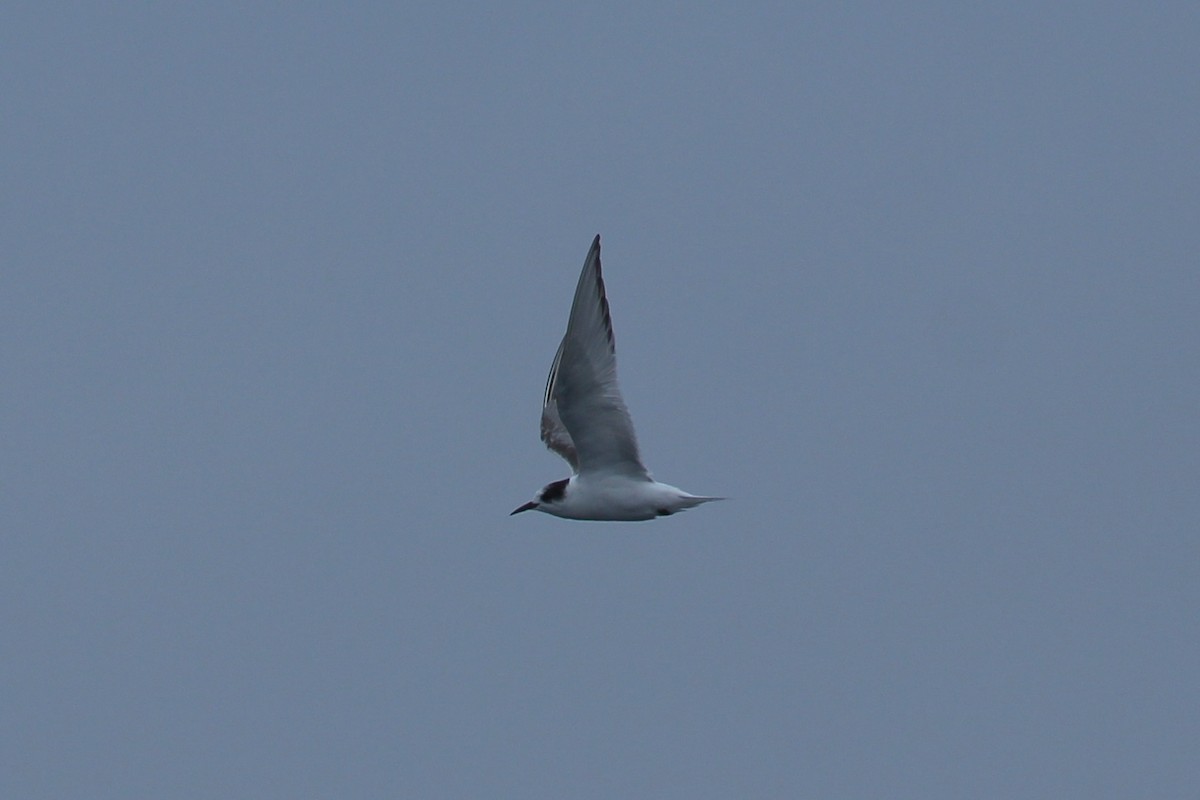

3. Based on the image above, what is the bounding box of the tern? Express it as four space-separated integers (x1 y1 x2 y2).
511 235 723 521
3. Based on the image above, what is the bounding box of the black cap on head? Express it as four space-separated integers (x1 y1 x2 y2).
540 478 569 503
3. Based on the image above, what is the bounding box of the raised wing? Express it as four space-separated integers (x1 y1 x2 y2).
540 235 650 479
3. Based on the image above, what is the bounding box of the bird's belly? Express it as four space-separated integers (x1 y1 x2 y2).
554 478 676 522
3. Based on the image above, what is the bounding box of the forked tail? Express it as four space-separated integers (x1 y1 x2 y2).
680 494 725 509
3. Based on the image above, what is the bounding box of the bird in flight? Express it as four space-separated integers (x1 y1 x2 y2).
511 235 722 521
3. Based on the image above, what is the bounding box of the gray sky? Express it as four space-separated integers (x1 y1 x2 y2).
3 4 1197 797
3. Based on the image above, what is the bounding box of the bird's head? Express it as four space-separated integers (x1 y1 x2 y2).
510 477 570 516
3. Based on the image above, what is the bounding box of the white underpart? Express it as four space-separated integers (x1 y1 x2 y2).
545 474 720 522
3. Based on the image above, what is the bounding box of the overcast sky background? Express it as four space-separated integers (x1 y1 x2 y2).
3 4 1197 798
